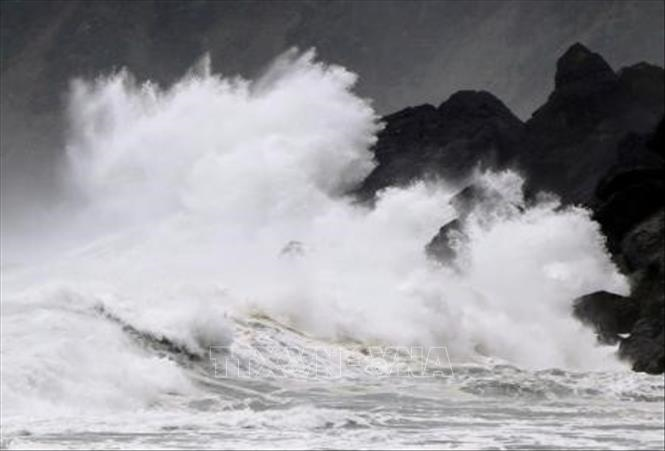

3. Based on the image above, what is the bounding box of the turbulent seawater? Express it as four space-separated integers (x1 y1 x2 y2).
1 50 663 449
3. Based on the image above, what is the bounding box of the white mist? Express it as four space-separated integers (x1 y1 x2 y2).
1 50 630 417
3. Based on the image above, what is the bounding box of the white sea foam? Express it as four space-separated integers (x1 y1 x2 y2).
1 50 633 418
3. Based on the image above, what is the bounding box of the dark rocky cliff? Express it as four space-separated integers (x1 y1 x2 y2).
359 43 664 206
521 44 664 205
357 91 525 200
359 43 664 373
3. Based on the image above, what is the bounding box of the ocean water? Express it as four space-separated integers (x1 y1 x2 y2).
1 50 663 449
1 308 663 449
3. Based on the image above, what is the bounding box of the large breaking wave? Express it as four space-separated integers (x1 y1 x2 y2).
1 50 630 415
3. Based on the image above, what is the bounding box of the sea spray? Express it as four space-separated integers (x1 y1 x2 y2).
1 50 629 416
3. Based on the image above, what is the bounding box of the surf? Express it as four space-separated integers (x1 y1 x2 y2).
1 50 631 419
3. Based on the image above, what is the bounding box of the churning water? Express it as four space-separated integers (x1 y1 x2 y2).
1 50 663 449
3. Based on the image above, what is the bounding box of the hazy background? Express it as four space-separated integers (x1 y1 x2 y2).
1 0 664 209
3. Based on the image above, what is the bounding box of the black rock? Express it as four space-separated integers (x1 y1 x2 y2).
594 177 664 251
425 181 526 265
647 117 665 158
425 184 495 264
554 43 618 90
521 43 664 205
592 119 665 255
620 210 665 275
357 91 525 200
619 310 665 375
356 43 663 207
587 124 664 374
528 43 621 140
582 124 664 374
449 185 488 219
614 132 664 173
353 42 665 374
425 219 465 264
595 167 663 203
622 212 664 355
573 291 640 344
618 63 665 119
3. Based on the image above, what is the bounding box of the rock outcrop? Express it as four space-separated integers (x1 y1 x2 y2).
360 42 663 206
619 311 664 374
593 130 664 257
425 182 525 265
359 42 664 373
520 44 664 205
357 91 525 200
425 218 465 265
590 119 664 374
573 291 640 345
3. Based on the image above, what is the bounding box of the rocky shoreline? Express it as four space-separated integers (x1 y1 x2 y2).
356 43 664 374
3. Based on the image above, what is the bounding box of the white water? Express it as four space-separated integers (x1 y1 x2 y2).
1 50 661 449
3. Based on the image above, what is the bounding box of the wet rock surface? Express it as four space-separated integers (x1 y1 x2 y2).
362 43 664 373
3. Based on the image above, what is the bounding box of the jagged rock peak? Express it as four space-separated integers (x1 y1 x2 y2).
438 90 520 121
383 103 438 123
555 42 617 89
